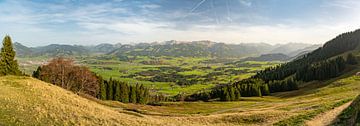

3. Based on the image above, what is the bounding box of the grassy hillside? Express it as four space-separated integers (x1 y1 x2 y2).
0 76 160 125
1 67 359 125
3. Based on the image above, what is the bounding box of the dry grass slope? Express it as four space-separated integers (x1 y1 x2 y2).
0 76 162 125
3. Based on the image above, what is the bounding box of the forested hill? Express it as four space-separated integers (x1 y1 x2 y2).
12 40 317 58
255 29 360 82
188 29 360 101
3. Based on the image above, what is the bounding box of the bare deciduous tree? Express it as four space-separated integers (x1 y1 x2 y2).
38 57 99 97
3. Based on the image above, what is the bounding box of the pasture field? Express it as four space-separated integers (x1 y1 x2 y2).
18 56 280 96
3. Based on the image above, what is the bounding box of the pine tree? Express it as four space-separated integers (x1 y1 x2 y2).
224 87 231 101
142 86 149 104
346 53 358 65
99 79 107 100
114 82 121 101
32 66 42 78
234 89 241 100
0 35 21 75
121 82 129 103
106 79 114 100
229 87 235 101
137 84 145 104
130 86 137 103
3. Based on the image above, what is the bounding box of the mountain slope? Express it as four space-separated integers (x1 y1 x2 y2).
254 29 360 83
13 42 33 57
287 44 322 57
270 43 314 55
241 53 290 61
32 44 90 57
108 41 277 58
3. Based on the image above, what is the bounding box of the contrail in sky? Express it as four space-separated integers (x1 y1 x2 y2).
181 0 207 22
226 0 232 22
190 0 207 13
211 0 219 24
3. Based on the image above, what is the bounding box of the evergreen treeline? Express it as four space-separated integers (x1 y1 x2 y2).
99 78 150 104
346 53 358 65
253 29 360 83
296 57 346 81
0 35 21 76
187 79 271 101
268 78 298 93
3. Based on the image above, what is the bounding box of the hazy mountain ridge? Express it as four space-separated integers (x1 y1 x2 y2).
241 53 291 62
13 43 90 57
13 40 319 58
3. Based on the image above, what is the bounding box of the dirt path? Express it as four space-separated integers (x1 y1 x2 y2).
305 101 352 126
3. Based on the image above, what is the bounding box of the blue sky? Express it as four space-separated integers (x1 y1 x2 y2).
0 0 360 46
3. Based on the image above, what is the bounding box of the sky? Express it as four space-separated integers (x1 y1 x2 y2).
1 0 360 46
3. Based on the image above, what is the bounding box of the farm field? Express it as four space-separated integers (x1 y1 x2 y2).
18 56 280 96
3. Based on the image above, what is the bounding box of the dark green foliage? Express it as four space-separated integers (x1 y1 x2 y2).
129 86 137 103
99 77 107 100
268 78 298 93
0 35 21 75
100 78 150 104
106 79 114 100
346 53 358 65
32 66 42 78
120 83 129 103
185 91 211 101
254 29 360 83
188 79 269 101
333 96 360 126
114 83 121 101
295 57 346 81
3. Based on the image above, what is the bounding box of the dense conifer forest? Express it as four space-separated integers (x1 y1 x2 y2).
187 29 360 101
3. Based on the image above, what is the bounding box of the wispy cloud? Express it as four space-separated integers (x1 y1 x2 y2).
0 0 360 46
238 0 252 7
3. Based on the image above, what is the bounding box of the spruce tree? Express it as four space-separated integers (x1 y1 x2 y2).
130 86 137 103
346 53 358 65
99 79 107 100
0 35 21 75
32 66 42 78
107 80 114 100
121 82 129 103
142 88 149 104
114 82 121 101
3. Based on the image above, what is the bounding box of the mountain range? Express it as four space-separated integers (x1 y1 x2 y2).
12 40 321 59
